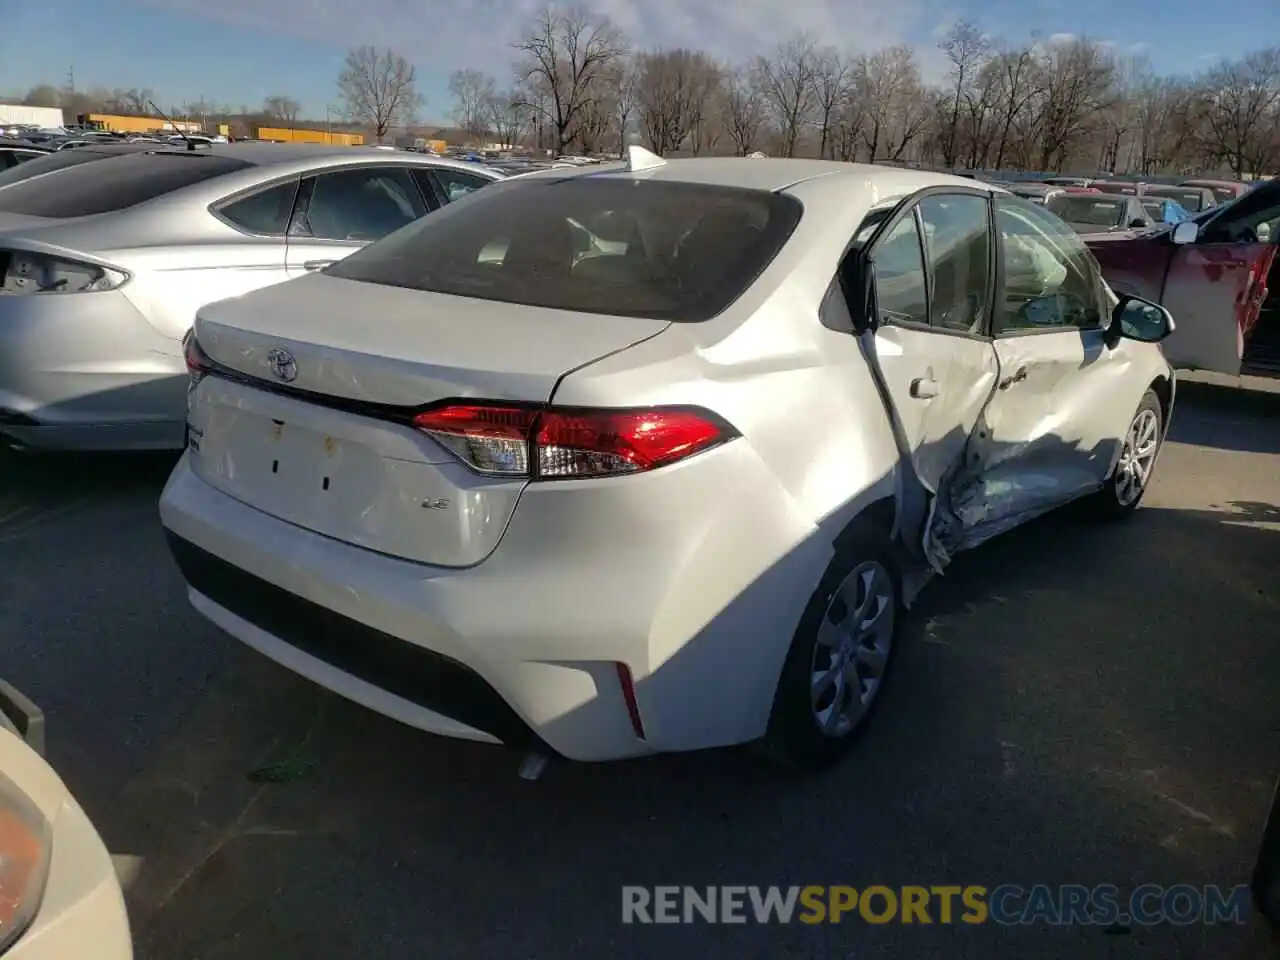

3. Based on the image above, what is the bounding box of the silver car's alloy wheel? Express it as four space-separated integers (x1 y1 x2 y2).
810 560 895 739
1114 408 1160 506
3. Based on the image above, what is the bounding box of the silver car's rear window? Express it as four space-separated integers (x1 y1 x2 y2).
0 153 252 217
0 145 161 190
326 178 803 322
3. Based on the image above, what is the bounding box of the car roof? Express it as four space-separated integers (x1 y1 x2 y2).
515 156 992 195
0 137 48 150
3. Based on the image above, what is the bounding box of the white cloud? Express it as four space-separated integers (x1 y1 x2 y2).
137 0 952 75
930 16 957 39
1047 31 1076 45
1126 41 1149 55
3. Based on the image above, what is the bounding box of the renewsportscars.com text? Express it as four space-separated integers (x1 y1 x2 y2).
621 884 1253 926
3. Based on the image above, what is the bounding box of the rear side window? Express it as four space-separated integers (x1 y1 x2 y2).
326 178 803 322
216 180 299 236
0 153 252 218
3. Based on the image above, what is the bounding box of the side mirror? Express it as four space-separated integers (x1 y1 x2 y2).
1172 221 1199 245
1129 218 1149 229
1109 294 1175 344
841 255 878 335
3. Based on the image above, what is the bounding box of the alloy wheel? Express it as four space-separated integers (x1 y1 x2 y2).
1114 408 1160 506
810 560 895 738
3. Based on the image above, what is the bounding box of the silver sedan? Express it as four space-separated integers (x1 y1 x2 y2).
0 143 502 451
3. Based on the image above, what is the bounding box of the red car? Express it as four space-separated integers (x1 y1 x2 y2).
1086 179 1280 376
1179 178 1251 207
1091 180 1143 196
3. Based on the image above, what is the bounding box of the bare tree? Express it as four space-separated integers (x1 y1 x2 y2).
337 46 423 143
512 5 628 155
1027 35 1116 171
1194 47 1280 177
262 95 300 125
859 46 928 161
488 89 531 148
938 21 990 167
719 68 766 155
449 69 497 142
753 34 820 157
21 85 61 108
812 48 851 159
635 48 720 154
988 44 1043 169
605 60 639 155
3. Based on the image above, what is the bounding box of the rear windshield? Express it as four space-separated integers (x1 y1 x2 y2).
1145 188 1204 211
325 178 803 322
0 152 251 217
1047 196 1126 226
0 148 104 189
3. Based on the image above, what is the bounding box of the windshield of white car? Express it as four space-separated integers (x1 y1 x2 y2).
0 152 251 217
1047 196 1126 226
326 178 804 322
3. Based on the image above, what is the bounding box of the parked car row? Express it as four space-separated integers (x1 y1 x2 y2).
1086 179 1280 377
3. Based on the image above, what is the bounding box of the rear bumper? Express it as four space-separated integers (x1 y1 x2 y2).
159 445 831 761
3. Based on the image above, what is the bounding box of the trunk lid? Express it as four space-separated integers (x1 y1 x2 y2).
188 273 670 566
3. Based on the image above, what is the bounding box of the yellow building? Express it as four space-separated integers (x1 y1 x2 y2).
256 126 364 146
79 113 202 135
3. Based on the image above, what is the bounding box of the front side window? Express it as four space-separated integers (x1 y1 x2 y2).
917 195 990 334
298 166 428 242
326 178 802 322
996 196 1105 333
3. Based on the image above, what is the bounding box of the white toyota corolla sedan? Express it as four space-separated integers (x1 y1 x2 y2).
159 150 1176 769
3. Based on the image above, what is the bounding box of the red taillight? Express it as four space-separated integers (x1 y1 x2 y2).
184 331 213 377
411 402 735 480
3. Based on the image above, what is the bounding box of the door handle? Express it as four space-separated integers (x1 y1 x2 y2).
910 377 940 399
302 259 336 272
998 366 1028 390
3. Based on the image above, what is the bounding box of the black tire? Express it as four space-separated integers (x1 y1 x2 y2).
1086 388 1163 520
760 519 903 770
1253 781 1280 929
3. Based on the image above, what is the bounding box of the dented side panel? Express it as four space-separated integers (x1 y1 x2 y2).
938 327 1165 556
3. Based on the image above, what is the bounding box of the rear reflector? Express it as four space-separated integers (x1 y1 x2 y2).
412 402 736 480
615 663 646 740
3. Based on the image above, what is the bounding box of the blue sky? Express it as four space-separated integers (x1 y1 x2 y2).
2 0 1276 124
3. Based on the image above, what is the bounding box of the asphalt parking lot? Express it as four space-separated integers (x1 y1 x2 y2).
2 376 1279 960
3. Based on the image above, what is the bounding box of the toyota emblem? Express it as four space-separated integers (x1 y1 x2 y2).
266 347 297 382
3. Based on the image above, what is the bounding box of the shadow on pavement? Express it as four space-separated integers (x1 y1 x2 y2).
117 498 1280 960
